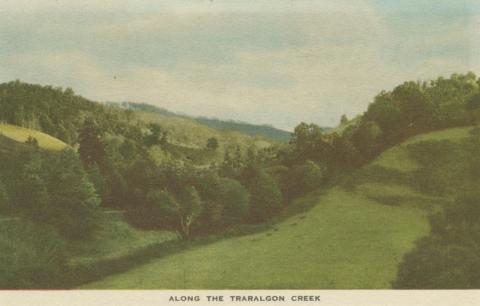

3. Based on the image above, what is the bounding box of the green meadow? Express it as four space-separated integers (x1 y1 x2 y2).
82 188 428 289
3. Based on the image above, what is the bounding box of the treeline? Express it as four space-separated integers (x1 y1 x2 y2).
277 72 480 182
0 80 137 145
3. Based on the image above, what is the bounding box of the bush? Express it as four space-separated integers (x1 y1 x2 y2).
13 149 100 240
283 160 326 200
242 166 283 223
0 219 67 288
218 178 250 226
0 178 10 214
43 149 100 239
394 193 480 288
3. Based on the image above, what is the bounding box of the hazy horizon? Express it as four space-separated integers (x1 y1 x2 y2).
1 0 479 131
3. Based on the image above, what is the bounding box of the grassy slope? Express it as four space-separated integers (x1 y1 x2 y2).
83 189 427 289
136 111 273 165
82 126 473 289
0 123 67 151
68 211 176 267
372 127 472 173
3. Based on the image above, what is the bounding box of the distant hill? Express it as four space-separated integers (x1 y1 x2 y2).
0 82 275 167
195 117 292 142
109 102 293 142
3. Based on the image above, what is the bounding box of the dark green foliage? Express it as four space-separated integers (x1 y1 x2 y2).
15 153 50 217
241 166 283 223
4 148 100 240
219 178 250 226
330 133 358 170
351 120 383 159
220 146 245 178
87 163 108 203
466 93 480 110
407 139 475 196
25 136 39 148
196 176 250 231
282 160 326 200
0 178 10 214
286 122 334 166
143 123 168 148
394 131 480 288
0 220 67 289
78 118 106 168
206 137 219 150
44 149 100 239
0 81 101 143
394 194 480 288
149 187 203 239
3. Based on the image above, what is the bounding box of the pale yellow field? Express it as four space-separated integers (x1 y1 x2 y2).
0 123 68 151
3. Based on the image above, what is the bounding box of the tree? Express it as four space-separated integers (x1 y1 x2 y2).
365 92 403 143
44 149 100 239
78 118 106 168
288 122 332 165
392 81 434 133
15 152 50 219
25 136 39 149
220 146 244 178
206 137 219 150
217 177 250 227
283 160 326 199
340 114 348 125
0 220 67 289
144 123 167 147
351 120 383 159
394 194 480 288
151 186 203 239
0 178 10 213
330 133 359 170
242 166 283 223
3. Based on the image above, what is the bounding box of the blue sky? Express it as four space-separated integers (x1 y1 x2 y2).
1 0 479 130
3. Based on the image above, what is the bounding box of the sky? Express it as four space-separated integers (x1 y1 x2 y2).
1 0 479 131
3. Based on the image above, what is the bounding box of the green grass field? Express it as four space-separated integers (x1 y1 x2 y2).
82 188 428 289
0 123 67 151
68 211 176 267
372 127 473 172
81 126 476 289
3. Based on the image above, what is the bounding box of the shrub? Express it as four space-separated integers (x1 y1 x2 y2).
14 149 100 240
394 193 480 288
0 178 10 214
283 160 326 200
0 219 67 289
218 177 250 226
242 166 283 223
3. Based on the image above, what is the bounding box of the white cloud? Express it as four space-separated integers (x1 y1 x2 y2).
0 0 478 130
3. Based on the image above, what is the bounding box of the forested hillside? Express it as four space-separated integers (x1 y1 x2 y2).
1 72 480 289
110 101 293 142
